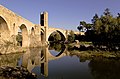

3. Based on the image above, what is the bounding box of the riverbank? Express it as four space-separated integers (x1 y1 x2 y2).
66 42 120 58
69 50 120 59
0 45 26 55
0 66 37 79
67 41 120 51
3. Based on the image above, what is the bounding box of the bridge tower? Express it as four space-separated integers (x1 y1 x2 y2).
40 11 48 27
40 12 48 42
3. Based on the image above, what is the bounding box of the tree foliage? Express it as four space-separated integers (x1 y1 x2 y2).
16 34 22 46
77 8 120 50
48 32 61 42
68 30 75 42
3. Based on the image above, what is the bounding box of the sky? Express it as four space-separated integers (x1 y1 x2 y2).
0 0 120 31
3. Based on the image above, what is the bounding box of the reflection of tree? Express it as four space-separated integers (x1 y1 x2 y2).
88 58 120 79
49 43 65 52
54 44 61 51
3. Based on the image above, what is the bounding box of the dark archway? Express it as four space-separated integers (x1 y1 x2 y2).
16 28 22 46
31 27 35 36
41 29 45 42
48 30 66 42
19 24 29 47
0 16 10 41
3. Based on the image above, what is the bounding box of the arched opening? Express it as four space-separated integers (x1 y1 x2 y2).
48 30 66 42
30 27 36 47
16 28 22 46
31 27 35 36
19 24 29 47
0 16 10 41
48 30 66 57
41 29 45 42
30 27 35 43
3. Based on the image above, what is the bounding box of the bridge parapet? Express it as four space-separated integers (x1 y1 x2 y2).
0 5 35 36
0 5 34 25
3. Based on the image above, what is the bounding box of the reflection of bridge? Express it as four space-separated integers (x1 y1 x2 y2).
20 47 70 77
0 5 80 47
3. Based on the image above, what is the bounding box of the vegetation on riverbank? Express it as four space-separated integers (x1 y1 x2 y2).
67 41 120 59
77 8 120 51
69 50 120 59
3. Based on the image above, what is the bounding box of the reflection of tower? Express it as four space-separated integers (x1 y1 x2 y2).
41 48 48 77
40 12 48 42
21 47 48 77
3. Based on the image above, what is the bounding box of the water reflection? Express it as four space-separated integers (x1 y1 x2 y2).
15 44 120 79
1 45 120 79
71 53 120 79
49 42 66 57
0 53 23 67
17 43 70 78
18 47 49 78
89 58 120 79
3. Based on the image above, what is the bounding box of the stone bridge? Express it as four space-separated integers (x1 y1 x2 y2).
0 5 80 47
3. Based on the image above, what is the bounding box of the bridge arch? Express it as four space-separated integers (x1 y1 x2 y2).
48 48 66 61
48 30 66 42
49 47 65 57
19 24 29 47
48 44 67 60
0 16 10 41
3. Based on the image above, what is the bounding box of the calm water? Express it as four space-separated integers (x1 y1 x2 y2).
48 50 92 79
0 46 120 79
17 47 92 79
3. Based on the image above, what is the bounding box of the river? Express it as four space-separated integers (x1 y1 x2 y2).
0 44 120 79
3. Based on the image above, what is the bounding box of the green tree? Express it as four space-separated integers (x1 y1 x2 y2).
92 13 99 23
77 21 93 32
16 34 22 46
92 8 120 49
68 30 75 42
77 8 120 50
48 32 61 42
54 32 61 41
77 21 87 32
